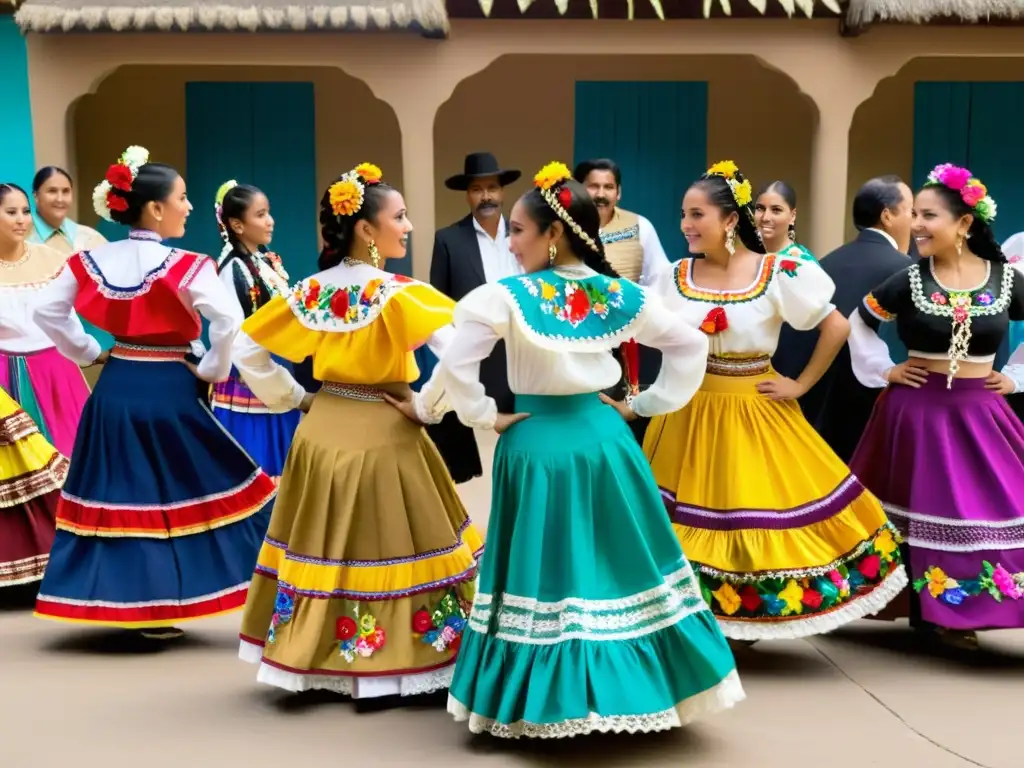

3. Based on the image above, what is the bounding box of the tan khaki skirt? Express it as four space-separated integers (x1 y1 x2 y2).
238 388 483 697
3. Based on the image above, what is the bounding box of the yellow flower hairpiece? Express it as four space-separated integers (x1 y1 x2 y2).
534 161 572 192
707 160 739 180
354 162 383 185
732 178 753 207
329 177 364 217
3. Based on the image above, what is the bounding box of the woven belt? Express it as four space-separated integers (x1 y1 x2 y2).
321 382 387 402
110 343 189 362
705 354 771 377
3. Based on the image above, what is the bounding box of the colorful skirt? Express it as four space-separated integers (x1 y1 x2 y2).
238 382 484 698
644 358 907 640
212 361 301 480
34 344 276 627
0 390 65 587
448 393 743 739
0 346 89 458
851 374 1024 630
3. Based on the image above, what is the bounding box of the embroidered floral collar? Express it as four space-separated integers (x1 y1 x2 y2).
128 229 163 242
675 254 776 305
499 268 645 350
288 272 415 331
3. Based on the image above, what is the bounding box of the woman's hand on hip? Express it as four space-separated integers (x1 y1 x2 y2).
884 362 929 389
494 412 530 434
755 375 806 401
598 393 638 422
984 370 1016 396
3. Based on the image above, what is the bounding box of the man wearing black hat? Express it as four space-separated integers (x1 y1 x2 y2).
426 152 521 483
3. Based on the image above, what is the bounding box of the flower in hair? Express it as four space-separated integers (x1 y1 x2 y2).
929 163 971 192
105 165 133 192
707 160 739 180
329 176 365 217
732 179 753 207
925 163 997 223
534 162 572 192
557 187 573 209
354 163 383 185
92 144 151 222
215 180 238 207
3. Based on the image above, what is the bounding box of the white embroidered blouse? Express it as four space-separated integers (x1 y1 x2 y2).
647 246 836 358
32 235 242 382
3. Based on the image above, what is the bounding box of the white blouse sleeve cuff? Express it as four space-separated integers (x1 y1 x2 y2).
1002 363 1024 394
231 330 306 413
848 309 895 389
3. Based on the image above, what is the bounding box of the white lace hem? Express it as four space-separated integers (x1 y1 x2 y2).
447 668 745 739
244 654 454 699
717 565 908 641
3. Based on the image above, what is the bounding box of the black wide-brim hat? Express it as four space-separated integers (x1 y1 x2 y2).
445 151 521 191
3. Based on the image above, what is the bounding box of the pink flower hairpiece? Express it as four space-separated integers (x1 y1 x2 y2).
925 163 997 223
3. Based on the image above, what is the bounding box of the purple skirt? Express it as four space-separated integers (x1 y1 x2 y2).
851 373 1024 630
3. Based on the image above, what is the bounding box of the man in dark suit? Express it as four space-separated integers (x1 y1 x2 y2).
813 175 914 462
426 152 521 482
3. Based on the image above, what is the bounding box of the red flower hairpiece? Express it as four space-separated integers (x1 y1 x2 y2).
106 191 129 213
557 186 573 209
105 164 134 192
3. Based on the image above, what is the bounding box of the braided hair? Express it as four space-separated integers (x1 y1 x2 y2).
520 178 619 278
218 183 273 308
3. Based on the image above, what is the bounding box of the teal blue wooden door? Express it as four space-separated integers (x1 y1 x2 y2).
913 81 1024 366
185 81 317 277
0 17 35 189
573 81 708 263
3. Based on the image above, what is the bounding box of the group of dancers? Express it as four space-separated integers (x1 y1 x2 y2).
1 143 1023 739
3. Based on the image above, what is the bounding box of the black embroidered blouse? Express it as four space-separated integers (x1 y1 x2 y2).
859 259 1024 360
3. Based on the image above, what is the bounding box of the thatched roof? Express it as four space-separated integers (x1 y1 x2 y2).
845 0 1024 24
473 0 842 18
14 0 449 33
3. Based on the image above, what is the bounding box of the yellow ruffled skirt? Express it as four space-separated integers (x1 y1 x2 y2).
643 364 907 640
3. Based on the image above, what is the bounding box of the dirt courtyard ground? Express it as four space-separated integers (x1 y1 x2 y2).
2 431 1019 768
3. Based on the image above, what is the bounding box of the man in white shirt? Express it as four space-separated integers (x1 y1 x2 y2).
427 152 521 482
573 158 669 286
573 158 670 444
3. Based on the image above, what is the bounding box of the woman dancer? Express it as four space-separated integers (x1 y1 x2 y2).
408 162 742 739
212 181 300 481
644 161 906 641
849 164 1024 649
0 183 90 457
31 146 278 639
0 358 66 589
27 167 107 256
754 180 804 256
233 163 482 710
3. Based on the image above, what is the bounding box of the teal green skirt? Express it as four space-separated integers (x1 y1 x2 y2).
447 393 744 739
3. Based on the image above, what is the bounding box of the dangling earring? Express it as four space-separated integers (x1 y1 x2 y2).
955 234 964 257
548 243 557 266
788 224 797 242
368 239 380 269
725 228 736 256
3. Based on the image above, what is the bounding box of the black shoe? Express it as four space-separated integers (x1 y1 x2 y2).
138 627 185 640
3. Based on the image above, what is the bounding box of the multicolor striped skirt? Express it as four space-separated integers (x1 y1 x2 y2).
0 390 65 587
211 359 301 480
644 356 907 640
1 346 89 458
238 382 483 698
34 343 276 627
